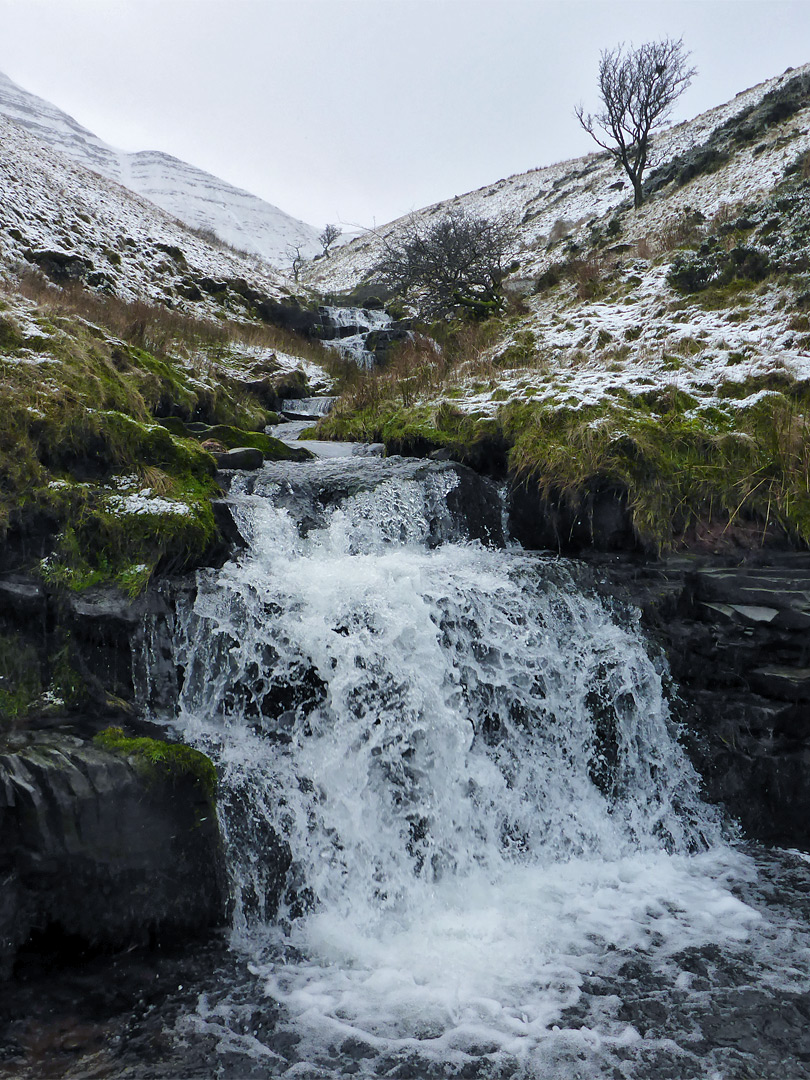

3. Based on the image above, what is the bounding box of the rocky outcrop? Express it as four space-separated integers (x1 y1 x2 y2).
232 457 505 547
583 552 810 847
0 733 226 978
508 480 641 554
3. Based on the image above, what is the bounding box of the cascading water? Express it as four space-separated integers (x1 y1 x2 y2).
150 456 810 1079
318 306 398 368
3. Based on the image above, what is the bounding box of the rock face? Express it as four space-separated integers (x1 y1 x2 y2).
233 457 505 548
583 552 810 848
0 734 226 978
508 480 640 554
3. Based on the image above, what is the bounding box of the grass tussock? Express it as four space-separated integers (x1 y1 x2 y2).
15 270 331 367
319 334 810 550
505 386 810 549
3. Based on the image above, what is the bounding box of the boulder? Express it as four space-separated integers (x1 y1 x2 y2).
213 447 264 471
25 249 93 283
0 733 227 978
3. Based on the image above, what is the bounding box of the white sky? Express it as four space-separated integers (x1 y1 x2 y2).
0 0 808 230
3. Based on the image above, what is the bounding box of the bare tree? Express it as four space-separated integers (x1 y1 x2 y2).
318 223 342 258
286 243 305 282
375 208 515 320
576 38 696 208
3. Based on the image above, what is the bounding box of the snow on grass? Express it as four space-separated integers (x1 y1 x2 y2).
105 491 192 517
217 340 334 391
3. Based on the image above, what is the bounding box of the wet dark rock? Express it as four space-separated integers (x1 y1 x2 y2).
24 249 93 282
213 446 264 470
211 499 247 554
508 480 641 554
441 463 504 547
0 733 226 979
582 552 810 847
364 325 411 363
238 367 310 411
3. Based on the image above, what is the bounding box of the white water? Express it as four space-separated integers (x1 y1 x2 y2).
158 459 795 1077
319 305 394 368
279 396 337 419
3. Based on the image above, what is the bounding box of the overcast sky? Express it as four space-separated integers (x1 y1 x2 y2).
1 0 808 230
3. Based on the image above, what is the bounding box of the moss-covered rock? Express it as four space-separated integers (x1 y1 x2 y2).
0 301 277 588
0 733 226 977
93 726 217 803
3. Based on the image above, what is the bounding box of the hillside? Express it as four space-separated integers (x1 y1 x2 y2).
2 57 810 612
310 63 810 555
0 106 332 604
0 70 321 267
0 109 298 315
306 63 810 294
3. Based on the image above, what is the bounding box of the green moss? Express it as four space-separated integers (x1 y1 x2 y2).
0 316 23 352
317 399 501 468
0 299 248 588
496 331 537 367
196 424 275 454
93 726 217 803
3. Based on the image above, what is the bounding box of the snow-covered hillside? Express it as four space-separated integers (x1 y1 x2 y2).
309 62 810 417
0 70 321 268
313 62 810 553
0 109 293 315
307 63 810 296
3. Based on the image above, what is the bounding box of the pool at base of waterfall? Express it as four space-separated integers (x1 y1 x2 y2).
4 844 809 1080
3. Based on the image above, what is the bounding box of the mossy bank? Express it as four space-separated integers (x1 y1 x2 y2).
0 290 316 593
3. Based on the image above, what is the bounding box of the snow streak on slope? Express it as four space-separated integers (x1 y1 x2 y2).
0 71 320 268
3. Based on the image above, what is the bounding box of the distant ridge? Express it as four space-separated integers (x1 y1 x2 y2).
0 70 321 268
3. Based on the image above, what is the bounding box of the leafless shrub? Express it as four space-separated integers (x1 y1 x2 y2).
375 208 516 320
657 211 704 252
567 253 613 299
548 219 573 243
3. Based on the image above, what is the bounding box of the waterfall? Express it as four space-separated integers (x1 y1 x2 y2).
152 457 776 1078
279 396 337 419
318 305 398 368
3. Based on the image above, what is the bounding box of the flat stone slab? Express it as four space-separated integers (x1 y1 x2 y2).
695 568 810 622
750 666 810 701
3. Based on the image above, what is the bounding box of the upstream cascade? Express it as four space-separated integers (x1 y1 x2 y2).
155 456 810 1079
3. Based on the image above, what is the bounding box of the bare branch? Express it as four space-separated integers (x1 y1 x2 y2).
318 223 342 259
